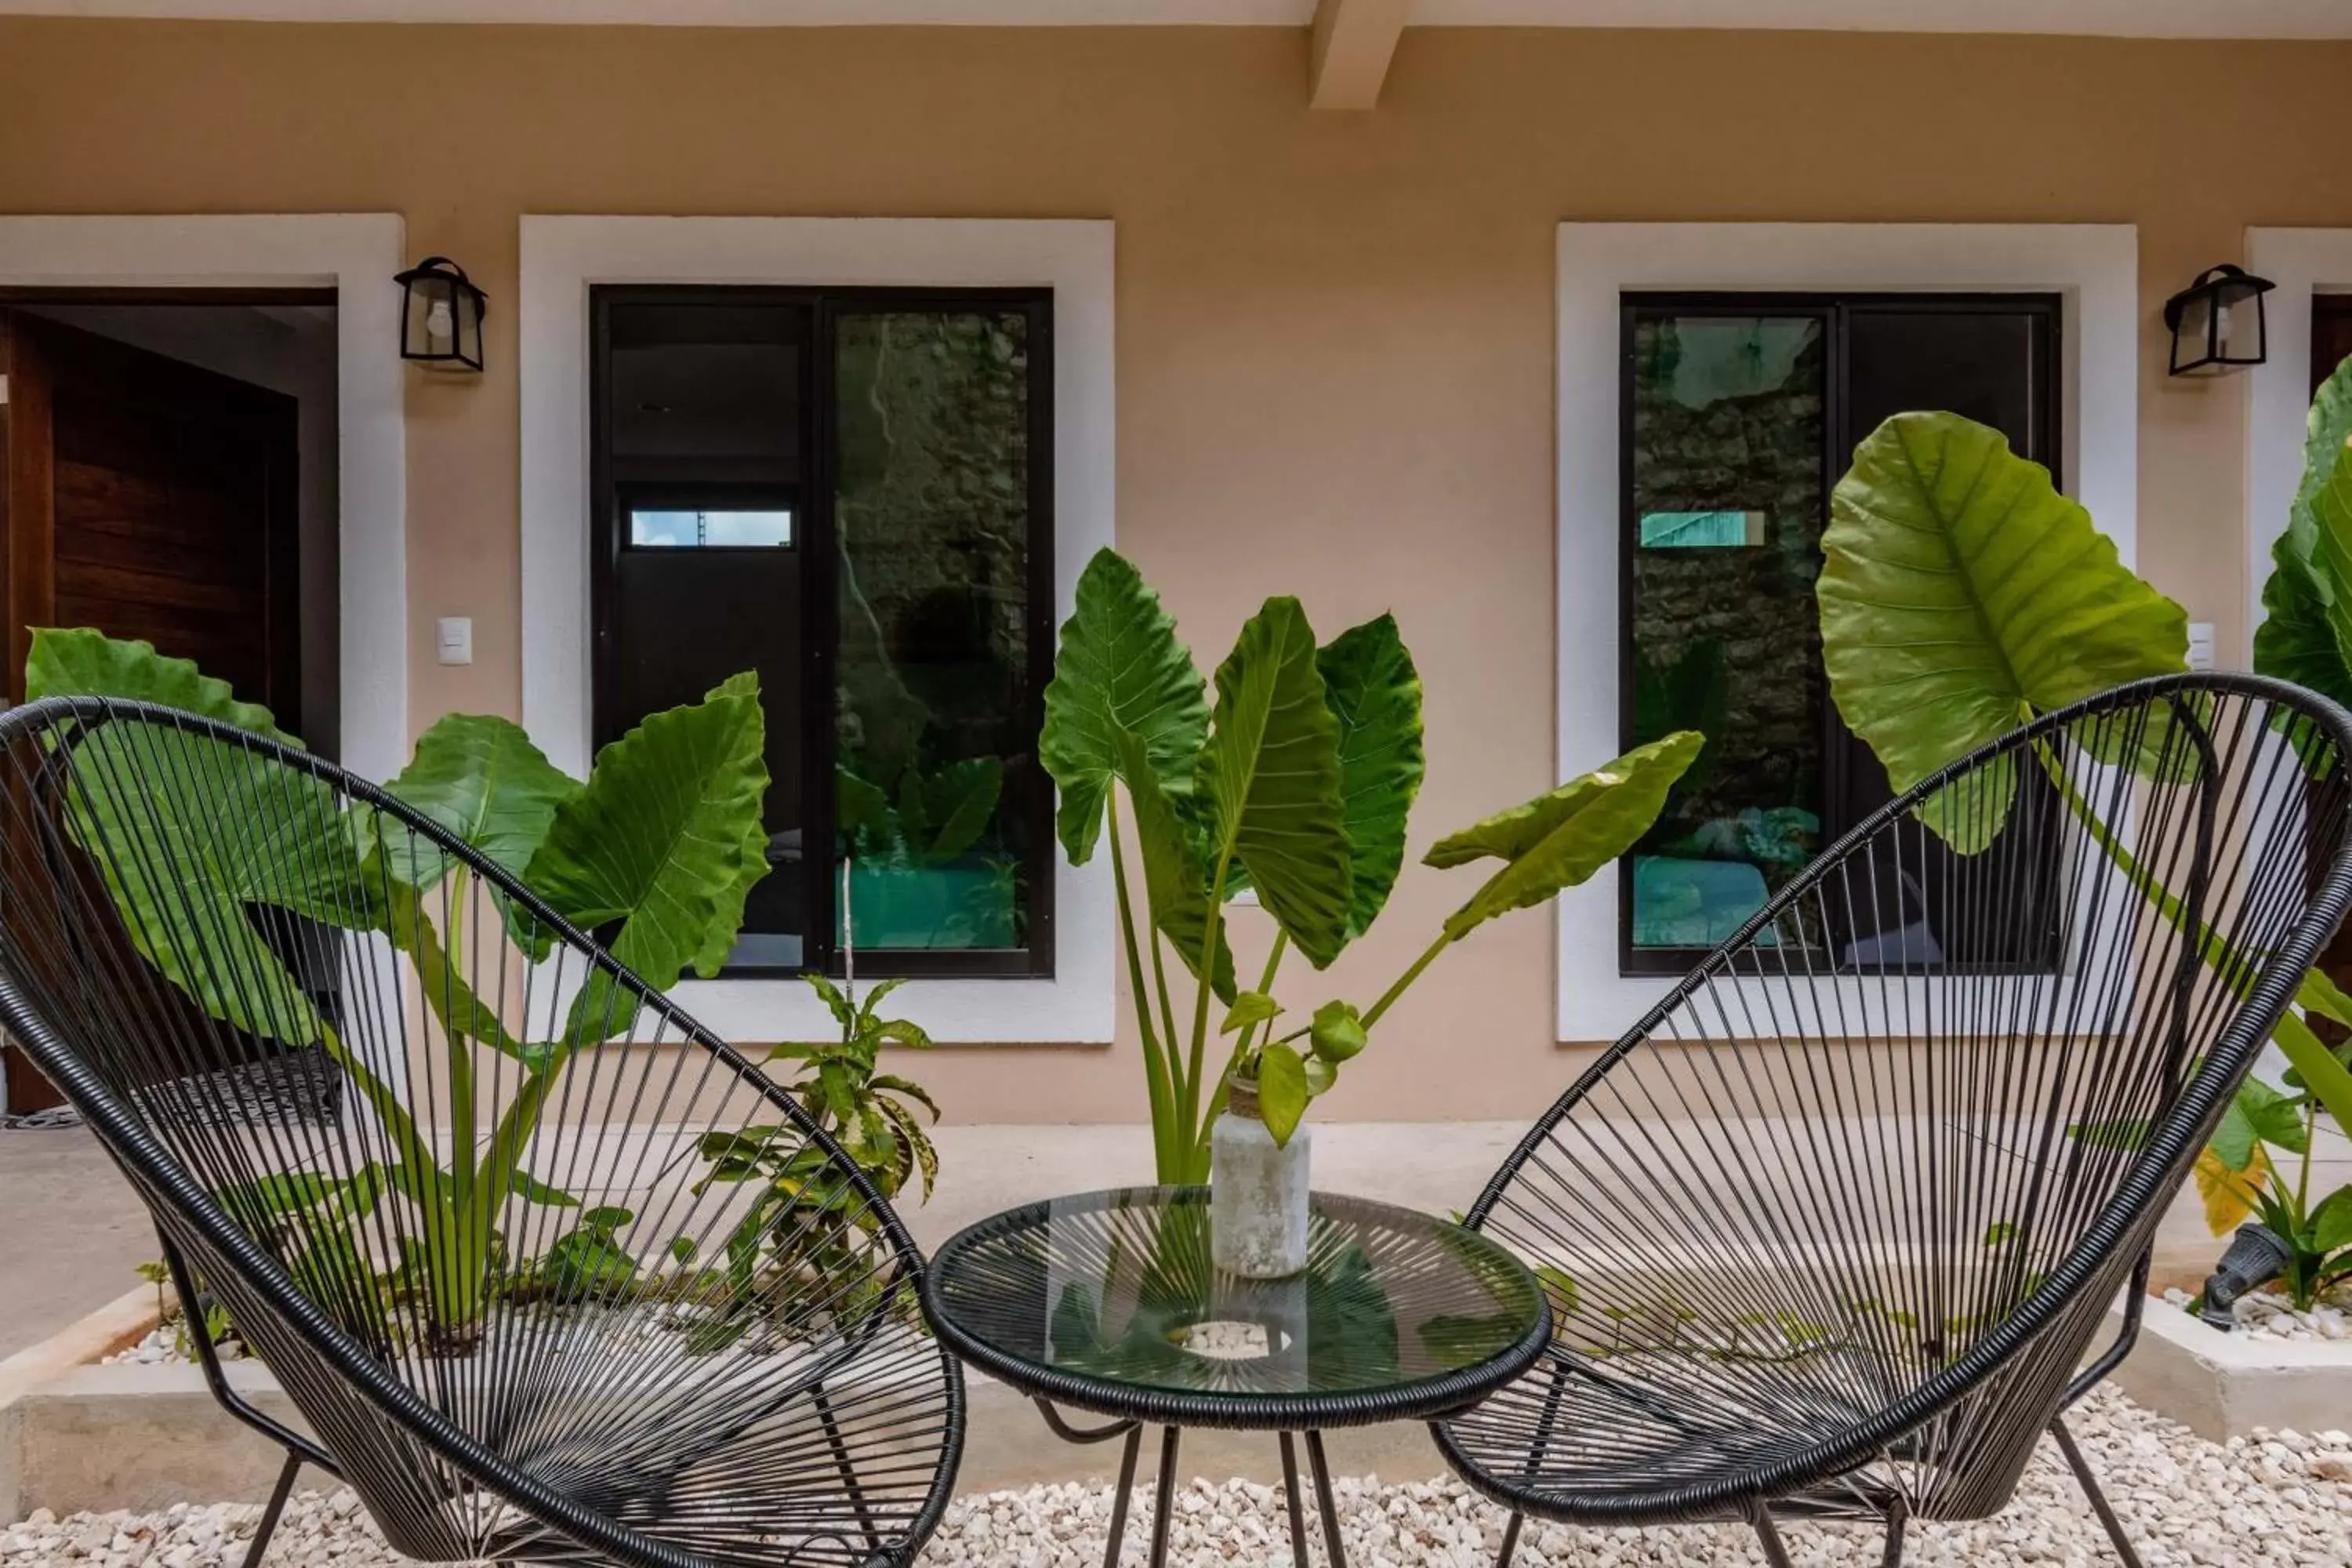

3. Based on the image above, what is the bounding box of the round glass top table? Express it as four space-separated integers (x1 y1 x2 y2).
920 1186 1551 1568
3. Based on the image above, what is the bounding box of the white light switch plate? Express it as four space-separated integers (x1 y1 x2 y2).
2186 622 2216 673
437 616 474 666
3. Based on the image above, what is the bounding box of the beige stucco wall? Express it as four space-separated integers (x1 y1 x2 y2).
2 18 2348 1125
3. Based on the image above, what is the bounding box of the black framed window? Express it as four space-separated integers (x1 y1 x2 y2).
1619 292 2063 977
592 286 1054 980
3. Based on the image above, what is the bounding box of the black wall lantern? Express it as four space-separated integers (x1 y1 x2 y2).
394 256 488 372
2165 263 2274 376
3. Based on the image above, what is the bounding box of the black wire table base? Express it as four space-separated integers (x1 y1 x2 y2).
1034 1399 1349 1568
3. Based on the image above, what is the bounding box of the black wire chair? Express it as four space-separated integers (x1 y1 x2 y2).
0 697 963 1568
1436 674 2352 1566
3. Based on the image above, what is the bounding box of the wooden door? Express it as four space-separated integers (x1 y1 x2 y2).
0 309 303 1113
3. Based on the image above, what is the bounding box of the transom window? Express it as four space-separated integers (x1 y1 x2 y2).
591 285 1054 980
1618 292 2063 976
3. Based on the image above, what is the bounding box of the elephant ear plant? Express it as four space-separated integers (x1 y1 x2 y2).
1040 548 1700 1179
26 628 771 1353
1817 398 2352 1316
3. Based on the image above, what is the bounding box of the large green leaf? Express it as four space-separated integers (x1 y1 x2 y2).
1428 731 1702 942
24 629 359 1044
1200 597 1353 969
1040 549 1210 865
2287 353 2352 564
2252 533 2352 709
1116 729 1236 1003
525 672 770 1035
26 627 294 743
1819 413 2187 844
372 713 579 890
2254 358 2352 757
1318 614 1425 941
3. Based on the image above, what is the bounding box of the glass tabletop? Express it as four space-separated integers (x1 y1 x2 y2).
920 1187 1551 1428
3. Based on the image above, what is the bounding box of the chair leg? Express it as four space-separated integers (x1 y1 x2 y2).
1278 1434 1311 1568
1102 1425 1143 1568
1747 1498 1794 1568
2049 1417 2147 1568
1494 1510 1523 1567
1880 1493 1908 1568
1145 1426 1182 1568
241 1452 301 1568
1302 1432 1350 1568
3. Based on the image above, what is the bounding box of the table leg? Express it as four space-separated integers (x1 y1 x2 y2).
1100 1423 1143 1568
1278 1433 1311 1568
1304 1430 1348 1568
1147 1427 1183 1568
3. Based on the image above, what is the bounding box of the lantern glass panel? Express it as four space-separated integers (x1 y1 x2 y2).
2214 282 2265 365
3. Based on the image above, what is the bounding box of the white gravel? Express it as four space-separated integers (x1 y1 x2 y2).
2161 1287 2352 1343
100 1326 242 1367
3 1387 2346 1566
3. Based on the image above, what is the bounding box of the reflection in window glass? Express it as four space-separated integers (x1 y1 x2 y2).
1638 510 1766 549
628 508 795 548
832 310 1035 953
1626 313 1827 955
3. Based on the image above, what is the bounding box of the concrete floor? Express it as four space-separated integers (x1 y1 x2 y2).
0 1125 155 1359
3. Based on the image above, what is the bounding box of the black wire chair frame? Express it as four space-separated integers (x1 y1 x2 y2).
1433 673 2352 1567
0 696 965 1568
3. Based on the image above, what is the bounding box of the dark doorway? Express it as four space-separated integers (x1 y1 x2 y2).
0 292 336 1117
2317 294 2352 395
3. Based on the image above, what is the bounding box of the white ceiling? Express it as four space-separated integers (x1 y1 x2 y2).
4 0 2351 33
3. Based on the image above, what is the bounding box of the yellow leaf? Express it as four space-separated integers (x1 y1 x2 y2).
2194 1145 2267 1236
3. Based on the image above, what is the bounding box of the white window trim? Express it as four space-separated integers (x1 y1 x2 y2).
2245 228 2352 662
518 214 1115 1045
1554 221 2140 1044
0 213 411 782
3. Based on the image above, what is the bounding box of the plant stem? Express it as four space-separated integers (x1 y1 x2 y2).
2299 1102 2314 1215
1181 841 1237 1166
1108 796 1181 1181
1234 931 1290 1063
1363 930 1454 1030
2032 740 2352 1140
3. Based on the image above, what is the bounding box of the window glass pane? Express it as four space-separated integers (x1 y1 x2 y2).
833 309 1036 953
628 507 794 547
601 299 811 969
1626 312 1828 954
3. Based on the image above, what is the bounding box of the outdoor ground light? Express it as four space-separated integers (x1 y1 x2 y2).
2165 263 2274 376
394 255 487 372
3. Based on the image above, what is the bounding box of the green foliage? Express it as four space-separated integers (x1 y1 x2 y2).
1819 412 2188 852
526 671 771 1036
1817 394 2352 1316
372 713 579 889
27 631 360 1048
2195 1077 2352 1312
28 627 294 743
1038 550 1211 865
688 975 942 1350
31 630 773 1351
1426 732 1705 941
1041 547 1693 1174
1316 615 1426 940
836 757 1004 866
1200 597 1356 969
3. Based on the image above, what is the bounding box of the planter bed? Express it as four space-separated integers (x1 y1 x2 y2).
2107 1287 2352 1443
